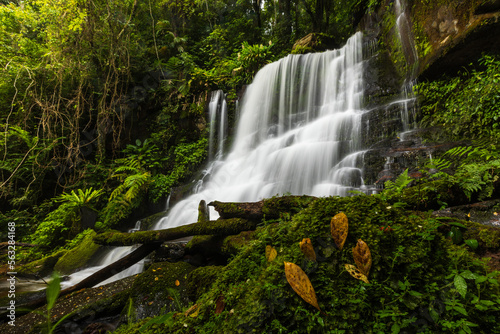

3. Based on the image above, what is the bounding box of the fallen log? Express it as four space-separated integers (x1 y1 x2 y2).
19 242 162 313
0 242 38 249
208 195 316 220
93 218 257 246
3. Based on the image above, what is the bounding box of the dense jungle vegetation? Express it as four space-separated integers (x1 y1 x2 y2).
0 0 500 332
0 0 377 253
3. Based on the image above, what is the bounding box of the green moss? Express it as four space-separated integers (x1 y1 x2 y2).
261 195 316 218
18 249 67 278
130 261 195 320
119 196 500 334
94 218 256 246
54 230 100 274
477 228 500 249
186 265 224 300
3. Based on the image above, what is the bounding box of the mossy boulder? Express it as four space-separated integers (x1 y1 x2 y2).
291 33 339 54
129 261 195 320
186 265 224 300
54 230 101 275
125 195 499 333
17 249 67 278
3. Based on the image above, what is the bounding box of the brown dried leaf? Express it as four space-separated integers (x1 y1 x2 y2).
299 238 316 261
215 295 225 314
284 261 320 311
184 304 199 317
352 239 372 276
266 245 277 262
331 212 348 250
344 264 370 284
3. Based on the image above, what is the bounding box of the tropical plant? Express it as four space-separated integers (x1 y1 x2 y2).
376 169 413 206
426 141 500 201
100 158 152 229
29 272 74 334
54 188 103 209
417 55 500 140
31 203 80 248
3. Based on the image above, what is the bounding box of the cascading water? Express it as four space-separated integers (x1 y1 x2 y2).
208 90 228 161
154 31 367 230
64 31 371 287
394 0 418 137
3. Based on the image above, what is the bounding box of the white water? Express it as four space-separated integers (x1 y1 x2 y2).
64 31 369 287
155 32 367 230
394 0 418 134
208 90 228 160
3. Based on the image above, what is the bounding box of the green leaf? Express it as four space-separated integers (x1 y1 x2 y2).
453 305 468 316
391 323 400 334
460 270 478 280
475 276 488 284
454 275 467 298
465 239 479 249
46 272 61 310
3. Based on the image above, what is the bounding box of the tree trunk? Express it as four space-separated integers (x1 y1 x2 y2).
21 242 161 313
93 218 257 246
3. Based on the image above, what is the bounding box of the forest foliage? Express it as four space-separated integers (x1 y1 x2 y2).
0 0 375 255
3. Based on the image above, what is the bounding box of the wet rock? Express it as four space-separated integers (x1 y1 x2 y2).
130 261 195 320
291 33 339 53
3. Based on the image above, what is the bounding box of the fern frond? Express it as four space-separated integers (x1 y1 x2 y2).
430 158 451 170
394 169 412 189
445 146 472 159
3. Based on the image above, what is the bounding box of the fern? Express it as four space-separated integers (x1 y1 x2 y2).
101 158 152 228
55 187 103 208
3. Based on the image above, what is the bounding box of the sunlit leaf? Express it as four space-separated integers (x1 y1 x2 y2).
331 212 348 250
284 262 320 311
465 239 479 250
344 264 370 284
265 245 277 262
352 239 371 276
185 304 199 317
299 238 316 261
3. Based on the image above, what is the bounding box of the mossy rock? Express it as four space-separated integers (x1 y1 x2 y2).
261 195 316 218
186 265 224 300
291 33 339 54
54 230 101 275
139 211 168 231
17 249 67 278
95 196 500 334
130 261 195 320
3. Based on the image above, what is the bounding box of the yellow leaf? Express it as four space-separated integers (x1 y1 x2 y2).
331 212 348 250
299 238 316 261
344 264 370 284
284 262 320 311
352 239 372 276
266 245 277 262
185 304 199 317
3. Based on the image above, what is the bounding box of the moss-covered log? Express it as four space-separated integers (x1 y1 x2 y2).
93 218 257 246
19 243 161 315
208 195 316 220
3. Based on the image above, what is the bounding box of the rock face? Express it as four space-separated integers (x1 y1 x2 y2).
414 0 500 78
356 0 500 186
291 33 339 53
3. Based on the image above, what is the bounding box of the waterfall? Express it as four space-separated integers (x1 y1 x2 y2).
394 0 418 135
63 31 370 288
208 90 228 160
155 32 367 230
